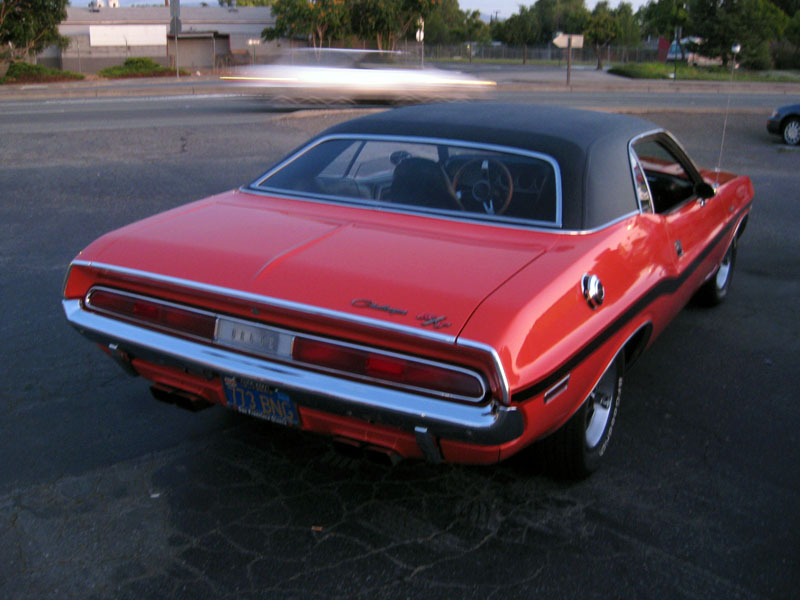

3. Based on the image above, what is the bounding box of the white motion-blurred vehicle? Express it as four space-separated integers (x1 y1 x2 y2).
221 49 496 103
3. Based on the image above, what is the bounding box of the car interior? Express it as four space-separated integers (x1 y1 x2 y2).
256 138 560 226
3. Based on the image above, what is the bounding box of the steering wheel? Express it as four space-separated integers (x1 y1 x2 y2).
452 158 514 216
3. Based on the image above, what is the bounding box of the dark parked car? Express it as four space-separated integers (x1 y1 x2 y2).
767 104 800 146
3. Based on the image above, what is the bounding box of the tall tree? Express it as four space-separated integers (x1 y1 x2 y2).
262 0 313 43
534 0 590 43
263 0 348 49
460 10 490 44
424 0 464 44
497 7 540 63
0 0 68 61
689 0 787 67
348 0 435 50
308 0 348 48
787 9 800 46
615 2 641 62
585 1 617 69
638 0 689 39
348 0 400 50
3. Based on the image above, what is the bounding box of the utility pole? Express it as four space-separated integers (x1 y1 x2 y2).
170 0 181 78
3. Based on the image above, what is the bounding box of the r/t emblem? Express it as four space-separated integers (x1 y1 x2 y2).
416 313 452 329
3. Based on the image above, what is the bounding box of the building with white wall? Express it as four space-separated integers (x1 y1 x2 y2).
51 5 275 73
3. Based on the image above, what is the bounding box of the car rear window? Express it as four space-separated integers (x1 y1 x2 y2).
251 136 562 227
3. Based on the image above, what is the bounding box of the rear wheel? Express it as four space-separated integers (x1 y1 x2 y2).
541 355 623 479
783 117 800 146
695 237 736 306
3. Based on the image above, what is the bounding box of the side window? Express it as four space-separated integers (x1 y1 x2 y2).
632 139 695 214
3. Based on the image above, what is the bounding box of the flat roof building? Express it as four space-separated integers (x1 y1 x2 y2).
49 6 275 73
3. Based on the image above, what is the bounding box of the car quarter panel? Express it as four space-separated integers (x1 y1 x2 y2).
456 177 750 448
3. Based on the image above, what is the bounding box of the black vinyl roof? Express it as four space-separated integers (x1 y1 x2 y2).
319 103 662 230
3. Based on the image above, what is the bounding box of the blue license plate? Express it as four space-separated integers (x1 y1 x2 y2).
222 375 300 426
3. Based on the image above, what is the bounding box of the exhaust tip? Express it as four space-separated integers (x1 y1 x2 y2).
331 437 402 467
150 386 213 412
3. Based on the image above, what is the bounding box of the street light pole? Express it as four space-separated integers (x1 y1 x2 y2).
170 0 181 78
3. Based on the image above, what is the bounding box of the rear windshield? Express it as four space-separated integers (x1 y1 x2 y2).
251 136 562 227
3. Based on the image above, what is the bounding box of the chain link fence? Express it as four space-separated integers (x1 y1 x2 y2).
425 43 660 65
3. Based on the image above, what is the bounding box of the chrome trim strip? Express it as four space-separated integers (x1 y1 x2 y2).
627 129 663 215
242 186 641 237
627 128 709 213
455 338 510 406
71 260 457 344
63 299 523 445
249 133 564 228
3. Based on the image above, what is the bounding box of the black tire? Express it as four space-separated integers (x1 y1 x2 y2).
783 117 800 146
695 237 737 307
540 354 624 479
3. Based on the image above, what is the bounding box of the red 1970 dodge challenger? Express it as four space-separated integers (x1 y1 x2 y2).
62 103 753 478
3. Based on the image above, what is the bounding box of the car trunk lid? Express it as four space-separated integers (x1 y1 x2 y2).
82 192 551 336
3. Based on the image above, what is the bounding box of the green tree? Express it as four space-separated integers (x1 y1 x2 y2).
460 9 490 44
534 0 590 43
426 0 489 45
787 9 800 46
770 0 800 16
614 2 641 61
348 0 435 50
498 7 540 63
424 0 464 44
348 0 400 50
308 0 349 48
689 0 787 68
584 1 617 69
638 0 689 39
263 0 312 42
0 0 68 61
263 0 348 48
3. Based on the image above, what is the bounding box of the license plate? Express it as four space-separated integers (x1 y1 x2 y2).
222 375 300 427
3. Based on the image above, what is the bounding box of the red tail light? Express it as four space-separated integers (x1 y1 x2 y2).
87 289 216 340
292 337 485 400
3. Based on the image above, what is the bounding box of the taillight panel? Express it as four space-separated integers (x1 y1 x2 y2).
87 288 217 341
84 287 488 404
291 337 486 401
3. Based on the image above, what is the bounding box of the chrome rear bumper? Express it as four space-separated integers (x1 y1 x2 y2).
63 299 523 447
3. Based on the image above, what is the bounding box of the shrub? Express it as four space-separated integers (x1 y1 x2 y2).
1 62 84 84
741 43 773 71
608 61 793 81
98 57 183 78
772 42 800 70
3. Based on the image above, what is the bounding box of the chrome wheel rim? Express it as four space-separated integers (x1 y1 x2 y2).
784 120 800 145
715 246 733 289
585 366 616 449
